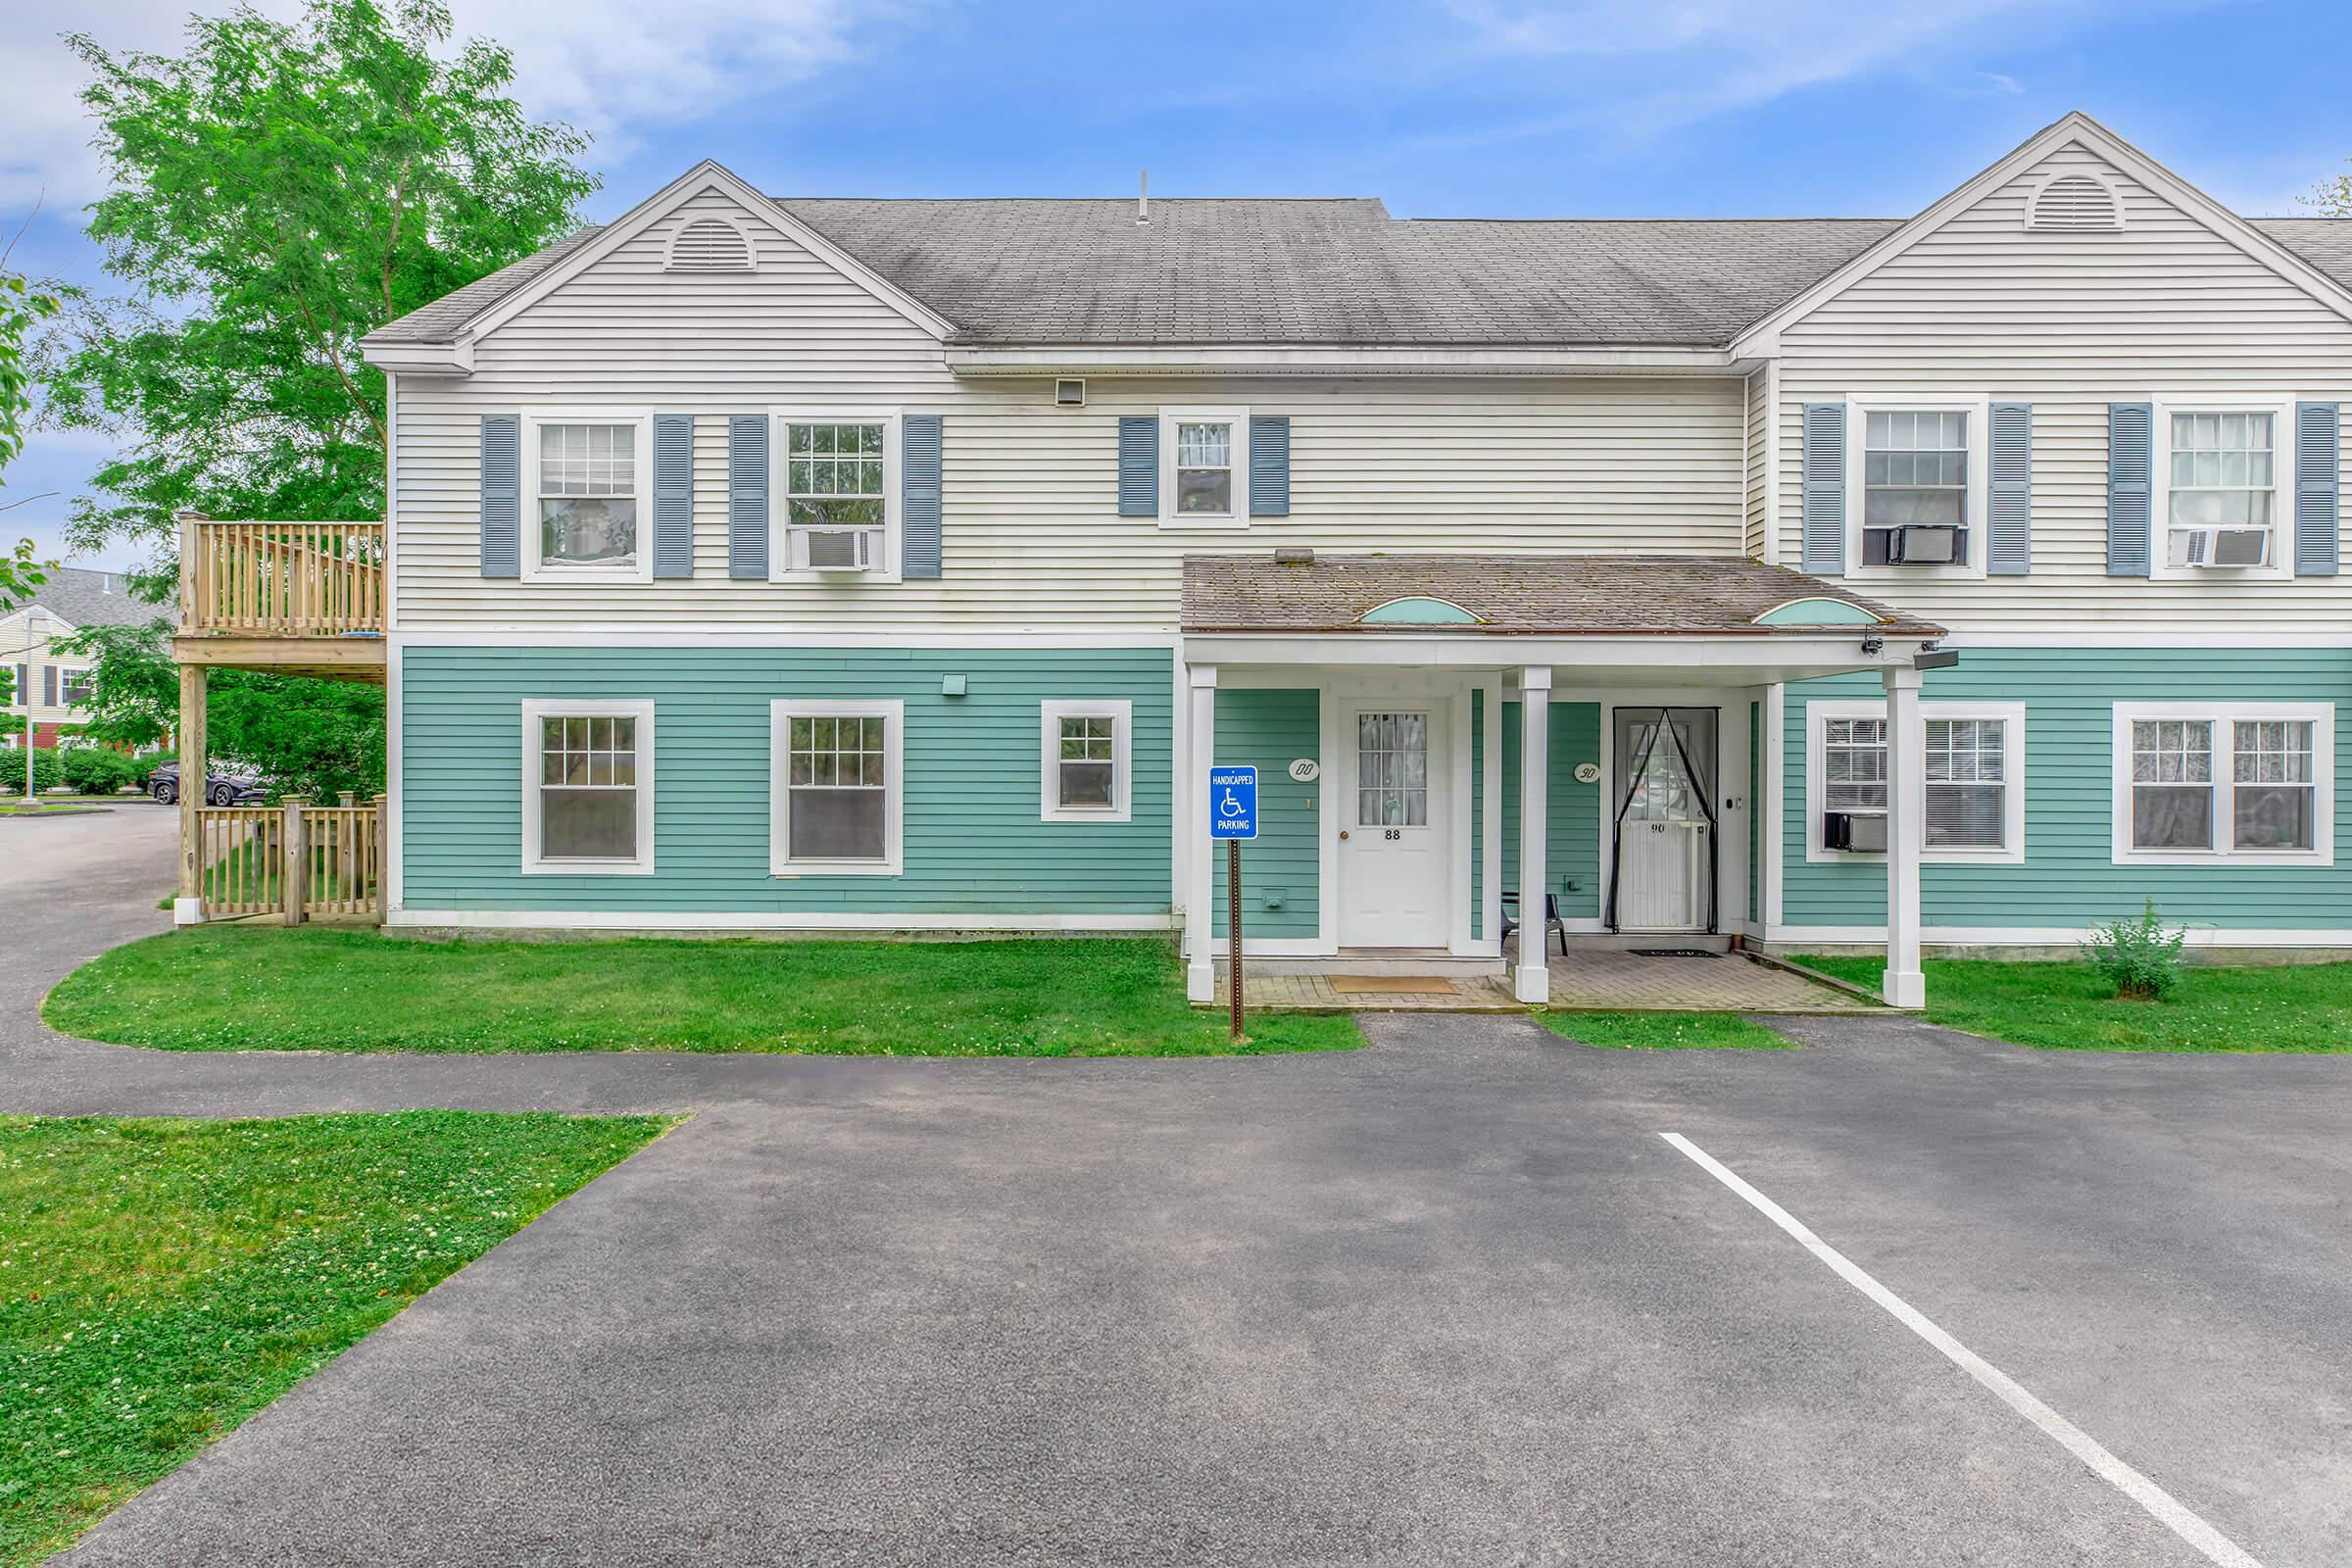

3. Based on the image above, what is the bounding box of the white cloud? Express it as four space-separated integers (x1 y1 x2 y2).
1431 0 2117 143
0 0 877 209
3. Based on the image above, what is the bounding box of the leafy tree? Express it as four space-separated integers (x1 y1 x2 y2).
2311 164 2352 218
44 0 598 551
2 239 60 612
51 621 178 752
38 0 596 793
57 619 385 800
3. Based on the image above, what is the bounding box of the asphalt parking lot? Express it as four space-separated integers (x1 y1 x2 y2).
8 808 2347 1566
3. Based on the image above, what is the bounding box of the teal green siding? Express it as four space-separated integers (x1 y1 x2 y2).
1783 650 2352 930
1499 701 1604 920
1209 689 1319 939
402 646 1173 913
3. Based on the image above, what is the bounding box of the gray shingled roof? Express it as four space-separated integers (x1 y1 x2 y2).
1182 554 1944 638
25 567 176 630
364 198 2352 351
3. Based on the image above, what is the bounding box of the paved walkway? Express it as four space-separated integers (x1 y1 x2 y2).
1218 947 1874 1012
7 809 2349 1566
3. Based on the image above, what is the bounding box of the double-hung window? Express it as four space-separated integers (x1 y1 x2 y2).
520 700 655 874
524 413 652 580
60 668 93 707
1157 408 1249 524
1808 701 2027 863
780 417 893 574
2163 408 2280 571
1862 410 1969 565
771 699 904 874
2114 703 2332 863
1844 398 1986 575
1924 717 2006 850
1041 700 1132 822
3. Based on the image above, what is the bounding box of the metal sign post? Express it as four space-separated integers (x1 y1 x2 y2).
1208 765 1258 1041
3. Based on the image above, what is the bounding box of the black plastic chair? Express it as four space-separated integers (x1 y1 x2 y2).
1499 891 1567 958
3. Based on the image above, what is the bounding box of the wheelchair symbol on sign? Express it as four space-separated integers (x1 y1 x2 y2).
1219 790 1247 817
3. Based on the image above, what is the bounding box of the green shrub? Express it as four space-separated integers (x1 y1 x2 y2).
0 750 64 796
2082 901 2187 1001
62 748 143 795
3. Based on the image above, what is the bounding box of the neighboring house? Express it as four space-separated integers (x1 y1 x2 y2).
2 568 172 751
172 112 2352 1005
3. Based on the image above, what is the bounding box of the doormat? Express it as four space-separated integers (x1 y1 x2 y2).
1327 974 1459 995
1629 949 1720 959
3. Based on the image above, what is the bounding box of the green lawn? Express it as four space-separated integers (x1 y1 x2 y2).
0 805 103 818
1798 955 2352 1052
1537 1010 1798 1050
44 929 1364 1056
0 1111 666 1566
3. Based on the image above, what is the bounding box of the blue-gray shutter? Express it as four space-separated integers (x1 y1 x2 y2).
1799 402 1845 575
1117 416 1157 516
901 414 943 579
727 416 768 580
653 415 694 579
2294 401 2340 577
478 415 520 578
1986 402 2033 576
2106 403 2153 577
1249 415 1290 516
43 665 57 708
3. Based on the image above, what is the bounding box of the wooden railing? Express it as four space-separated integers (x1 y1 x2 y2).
192 796 384 923
180 517 386 636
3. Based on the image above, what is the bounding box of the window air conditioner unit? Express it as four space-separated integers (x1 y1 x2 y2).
2174 527 2269 568
800 528 878 572
1823 810 1888 854
1887 524 1965 565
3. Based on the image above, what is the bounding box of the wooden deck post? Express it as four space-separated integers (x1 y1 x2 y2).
281 796 308 927
373 793 389 925
174 662 207 925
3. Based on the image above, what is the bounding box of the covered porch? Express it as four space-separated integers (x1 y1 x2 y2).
1178 553 1945 1009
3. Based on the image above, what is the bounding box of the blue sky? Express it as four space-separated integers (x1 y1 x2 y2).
6 0 2349 571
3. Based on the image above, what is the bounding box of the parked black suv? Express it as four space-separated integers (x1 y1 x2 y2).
145 761 268 808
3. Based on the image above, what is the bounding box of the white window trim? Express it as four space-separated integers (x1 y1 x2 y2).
1039 699 1133 823
767 408 903 585
1805 699 2028 865
519 408 656 584
2147 394 2298 584
1842 394 1990 582
1157 406 1250 529
519 699 657 876
769 697 906 876
2111 701 2333 867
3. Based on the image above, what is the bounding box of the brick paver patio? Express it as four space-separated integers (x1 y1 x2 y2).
1213 948 1875 1013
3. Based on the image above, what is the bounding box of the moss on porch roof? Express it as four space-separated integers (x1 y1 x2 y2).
1180 554 1943 638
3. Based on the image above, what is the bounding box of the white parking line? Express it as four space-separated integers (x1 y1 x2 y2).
1659 1132 2265 1568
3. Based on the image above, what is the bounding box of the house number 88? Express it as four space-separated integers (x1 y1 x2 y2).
1384 828 1401 841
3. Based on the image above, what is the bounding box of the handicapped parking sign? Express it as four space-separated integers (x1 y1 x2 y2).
1209 765 1258 840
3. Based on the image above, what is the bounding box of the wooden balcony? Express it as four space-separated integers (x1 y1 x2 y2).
174 515 387 681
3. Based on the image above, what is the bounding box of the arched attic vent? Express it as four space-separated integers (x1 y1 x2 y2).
666 216 758 271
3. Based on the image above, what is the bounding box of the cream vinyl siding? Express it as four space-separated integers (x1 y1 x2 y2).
391 194 1747 630
1743 368 1769 560
1771 144 2352 628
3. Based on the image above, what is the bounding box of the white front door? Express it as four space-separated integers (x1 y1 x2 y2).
1613 710 1714 933
1340 705 1450 948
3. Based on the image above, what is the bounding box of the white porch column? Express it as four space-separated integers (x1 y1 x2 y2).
1515 666 1552 1004
1185 664 1218 1003
1883 663 1926 1007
